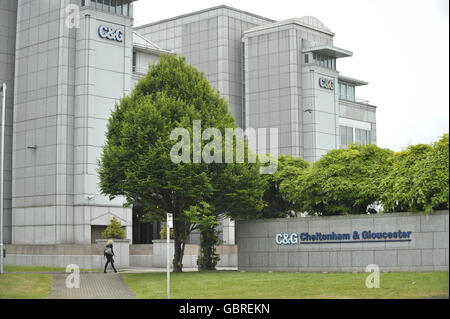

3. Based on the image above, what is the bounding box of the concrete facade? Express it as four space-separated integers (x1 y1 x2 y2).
1 3 378 249
134 6 274 129
0 0 17 244
235 211 449 272
8 0 140 245
242 18 376 162
135 7 377 164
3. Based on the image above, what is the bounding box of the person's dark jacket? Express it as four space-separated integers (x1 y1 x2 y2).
104 244 115 260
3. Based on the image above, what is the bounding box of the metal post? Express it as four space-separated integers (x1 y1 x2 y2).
166 214 170 299
0 83 6 275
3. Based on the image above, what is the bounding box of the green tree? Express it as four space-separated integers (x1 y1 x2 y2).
381 134 449 212
98 55 266 272
284 144 394 215
185 202 221 270
102 217 126 239
262 155 309 218
414 134 449 212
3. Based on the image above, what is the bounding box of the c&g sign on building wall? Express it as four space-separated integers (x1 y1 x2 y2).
318 77 335 90
98 25 124 42
275 230 412 245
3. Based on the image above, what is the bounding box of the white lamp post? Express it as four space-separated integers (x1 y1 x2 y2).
166 213 173 299
0 83 6 275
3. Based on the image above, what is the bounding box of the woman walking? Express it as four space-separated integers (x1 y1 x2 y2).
104 239 118 273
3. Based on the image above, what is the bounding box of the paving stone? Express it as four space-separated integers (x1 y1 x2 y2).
49 272 136 299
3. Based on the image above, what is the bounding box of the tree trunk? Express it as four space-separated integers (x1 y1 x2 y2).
173 220 187 273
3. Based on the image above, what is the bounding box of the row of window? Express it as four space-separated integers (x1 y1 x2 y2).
304 53 336 70
81 0 132 16
340 125 371 148
339 83 355 101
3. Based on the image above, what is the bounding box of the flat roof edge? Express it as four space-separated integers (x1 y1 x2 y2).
302 45 352 58
243 18 335 37
134 5 275 30
339 75 369 86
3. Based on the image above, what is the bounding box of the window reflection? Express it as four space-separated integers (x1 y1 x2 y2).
340 126 371 148
348 85 355 101
89 0 131 16
311 52 336 70
339 83 356 101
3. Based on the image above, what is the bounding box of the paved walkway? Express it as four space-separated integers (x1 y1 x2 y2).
10 267 237 299
49 272 137 299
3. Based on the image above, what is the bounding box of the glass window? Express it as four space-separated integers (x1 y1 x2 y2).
340 126 347 146
340 126 354 148
304 54 309 64
348 85 355 101
96 0 103 10
354 129 371 145
116 0 123 14
110 0 116 13
91 0 96 7
122 1 129 16
355 129 361 144
347 127 353 144
104 0 111 12
339 83 347 99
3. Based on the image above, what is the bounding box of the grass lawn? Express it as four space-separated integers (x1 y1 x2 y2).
121 271 449 299
0 274 52 299
0 265 97 299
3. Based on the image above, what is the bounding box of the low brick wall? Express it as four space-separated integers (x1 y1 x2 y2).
236 211 449 272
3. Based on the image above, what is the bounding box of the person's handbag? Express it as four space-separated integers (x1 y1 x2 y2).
104 247 113 256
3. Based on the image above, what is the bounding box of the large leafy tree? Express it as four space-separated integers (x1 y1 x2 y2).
380 144 432 212
414 134 449 212
382 134 449 212
282 144 394 215
261 155 309 218
98 55 266 272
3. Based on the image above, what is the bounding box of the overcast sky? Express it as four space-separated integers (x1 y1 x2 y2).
134 0 449 151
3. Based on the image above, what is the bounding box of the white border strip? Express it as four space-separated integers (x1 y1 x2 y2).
339 117 371 130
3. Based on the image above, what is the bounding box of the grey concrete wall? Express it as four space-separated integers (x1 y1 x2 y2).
0 0 17 244
236 211 449 272
11 1 134 245
4 243 105 269
134 5 273 129
4 239 131 269
4 242 238 269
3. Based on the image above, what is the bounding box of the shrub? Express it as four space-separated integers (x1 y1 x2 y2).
160 227 174 240
102 217 126 239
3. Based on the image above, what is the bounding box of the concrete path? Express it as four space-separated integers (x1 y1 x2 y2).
49 272 137 299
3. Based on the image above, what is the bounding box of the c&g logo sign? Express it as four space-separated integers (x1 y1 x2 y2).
98 25 124 42
319 77 335 90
